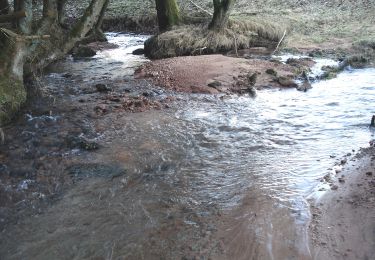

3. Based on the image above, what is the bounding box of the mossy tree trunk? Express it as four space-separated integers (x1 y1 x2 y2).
0 0 9 15
208 0 235 31
0 0 109 125
155 0 180 32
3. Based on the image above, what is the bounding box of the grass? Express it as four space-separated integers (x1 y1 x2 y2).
144 19 284 59
104 0 375 50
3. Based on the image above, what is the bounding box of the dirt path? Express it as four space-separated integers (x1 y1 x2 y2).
310 145 375 259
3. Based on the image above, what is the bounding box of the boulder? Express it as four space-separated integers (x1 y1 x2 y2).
132 48 145 55
277 76 298 88
72 46 96 58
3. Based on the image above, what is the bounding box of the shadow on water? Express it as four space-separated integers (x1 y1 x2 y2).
0 33 374 259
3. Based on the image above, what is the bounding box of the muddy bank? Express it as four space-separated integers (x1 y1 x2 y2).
310 144 375 259
135 54 312 94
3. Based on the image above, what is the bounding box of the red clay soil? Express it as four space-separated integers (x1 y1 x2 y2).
135 54 301 94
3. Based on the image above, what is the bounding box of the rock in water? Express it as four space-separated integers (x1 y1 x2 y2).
95 83 111 92
132 48 145 55
278 76 298 88
297 81 312 92
371 115 375 127
72 46 96 58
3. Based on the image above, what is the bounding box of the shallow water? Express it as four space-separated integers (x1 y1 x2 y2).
1 33 374 259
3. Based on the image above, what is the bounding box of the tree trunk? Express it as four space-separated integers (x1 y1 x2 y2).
0 0 109 124
0 0 9 15
84 0 109 42
155 0 180 32
14 0 32 34
208 0 235 31
57 0 66 24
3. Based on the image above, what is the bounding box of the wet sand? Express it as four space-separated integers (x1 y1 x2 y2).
310 145 375 259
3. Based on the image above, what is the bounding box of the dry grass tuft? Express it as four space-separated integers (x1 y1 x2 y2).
144 20 284 59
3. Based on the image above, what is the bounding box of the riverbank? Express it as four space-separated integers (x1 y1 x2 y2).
310 144 375 259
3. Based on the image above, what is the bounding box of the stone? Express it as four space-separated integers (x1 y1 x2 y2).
132 48 145 55
277 76 298 88
265 68 277 77
207 80 222 89
297 81 312 92
72 46 96 58
95 83 111 92
247 73 258 86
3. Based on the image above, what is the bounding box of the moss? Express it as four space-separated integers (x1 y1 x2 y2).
0 76 26 126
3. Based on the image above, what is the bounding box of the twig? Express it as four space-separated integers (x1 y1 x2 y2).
272 29 287 55
233 33 238 57
0 27 50 42
189 0 212 16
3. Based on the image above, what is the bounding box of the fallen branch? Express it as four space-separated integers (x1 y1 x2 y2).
189 0 212 16
272 29 287 55
0 28 50 41
0 10 26 23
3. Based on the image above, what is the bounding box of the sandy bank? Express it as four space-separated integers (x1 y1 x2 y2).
310 144 375 259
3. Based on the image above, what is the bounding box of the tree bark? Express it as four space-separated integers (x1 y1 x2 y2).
57 0 66 25
0 0 9 15
208 0 235 31
155 0 180 32
43 0 58 21
14 0 32 34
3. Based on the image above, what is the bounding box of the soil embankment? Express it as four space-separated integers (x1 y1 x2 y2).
135 53 307 94
310 144 375 259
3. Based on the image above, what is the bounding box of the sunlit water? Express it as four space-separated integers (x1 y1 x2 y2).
2 33 374 259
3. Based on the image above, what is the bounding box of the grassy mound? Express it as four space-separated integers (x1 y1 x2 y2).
144 20 284 59
0 76 26 125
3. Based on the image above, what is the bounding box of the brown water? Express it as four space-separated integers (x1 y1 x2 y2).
0 33 374 259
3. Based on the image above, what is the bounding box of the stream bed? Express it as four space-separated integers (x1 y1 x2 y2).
0 33 374 259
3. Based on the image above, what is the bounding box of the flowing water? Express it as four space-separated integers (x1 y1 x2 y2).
0 33 374 259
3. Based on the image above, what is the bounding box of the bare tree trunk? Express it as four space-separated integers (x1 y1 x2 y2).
0 0 9 15
84 0 109 42
208 0 235 31
57 0 66 25
13 0 32 34
0 0 33 124
1 0 109 124
29 0 109 70
155 0 180 32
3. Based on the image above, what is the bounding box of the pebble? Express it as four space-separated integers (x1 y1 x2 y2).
366 171 372 176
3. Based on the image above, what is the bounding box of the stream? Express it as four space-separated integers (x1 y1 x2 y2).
0 33 374 260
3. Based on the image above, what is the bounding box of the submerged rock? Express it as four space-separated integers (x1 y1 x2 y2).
95 83 112 92
66 163 126 180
